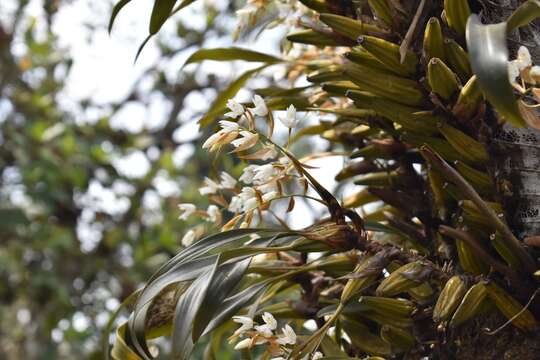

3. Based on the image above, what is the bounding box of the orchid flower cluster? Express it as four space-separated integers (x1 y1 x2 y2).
507 46 540 128
508 46 540 91
230 312 323 360
177 94 309 247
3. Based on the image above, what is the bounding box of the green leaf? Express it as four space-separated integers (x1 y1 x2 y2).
287 29 340 46
135 0 201 61
364 221 398 234
0 208 28 228
192 259 252 342
172 0 198 14
290 122 333 144
126 313 152 360
171 256 220 360
151 229 271 280
125 229 282 357
127 255 223 358
465 15 526 127
507 0 540 31
219 234 293 261
265 96 312 110
134 34 153 64
298 0 328 12
183 48 283 67
134 255 218 318
341 319 392 356
254 85 312 97
104 290 141 360
320 335 349 357
201 262 316 338
179 230 282 275
127 256 219 359
111 323 144 360
319 13 386 39
201 280 269 337
108 0 133 33
199 65 267 126
149 0 177 34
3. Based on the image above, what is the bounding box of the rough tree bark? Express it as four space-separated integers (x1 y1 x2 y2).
484 0 540 238
453 1 540 359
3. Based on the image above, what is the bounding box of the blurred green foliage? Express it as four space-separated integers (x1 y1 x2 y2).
0 1 238 358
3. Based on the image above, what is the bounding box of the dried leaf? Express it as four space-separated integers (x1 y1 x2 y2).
518 100 540 130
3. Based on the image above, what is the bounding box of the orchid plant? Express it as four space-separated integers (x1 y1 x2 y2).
108 0 540 359
178 96 313 236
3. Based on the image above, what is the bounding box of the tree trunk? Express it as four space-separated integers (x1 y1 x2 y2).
481 0 540 238
451 2 540 358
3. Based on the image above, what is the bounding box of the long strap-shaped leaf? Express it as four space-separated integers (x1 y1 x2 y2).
108 0 132 33
111 323 144 360
199 65 268 126
105 290 141 360
171 256 220 359
127 255 220 359
507 0 540 31
192 258 252 342
183 47 283 67
147 229 276 283
465 15 526 127
133 255 218 318
128 233 288 357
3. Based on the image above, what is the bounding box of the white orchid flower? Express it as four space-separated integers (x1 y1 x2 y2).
178 203 196 220
250 94 268 117
239 164 259 184
219 120 240 133
233 338 251 350
279 104 299 128
220 171 237 189
225 99 245 118
277 324 296 345
199 177 220 195
254 324 273 338
231 131 259 150
253 164 278 184
206 205 219 223
181 230 196 247
262 312 277 330
232 315 253 335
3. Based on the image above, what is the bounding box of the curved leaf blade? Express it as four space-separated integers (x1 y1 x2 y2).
134 34 153 64
171 256 220 360
149 0 177 34
150 229 277 280
108 0 133 34
201 280 269 337
127 256 218 359
465 15 526 127
125 230 282 357
192 258 252 342
104 290 141 360
172 0 198 14
184 47 283 67
199 65 268 126
111 323 144 360
134 255 218 316
507 0 540 31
